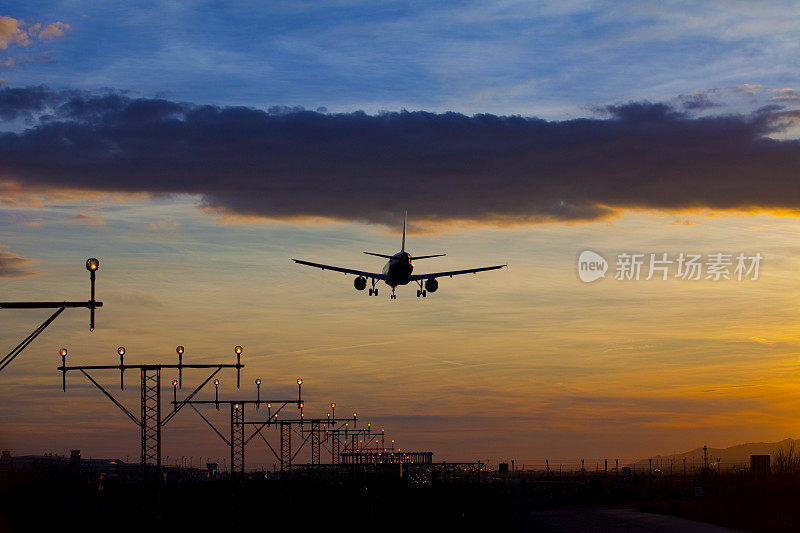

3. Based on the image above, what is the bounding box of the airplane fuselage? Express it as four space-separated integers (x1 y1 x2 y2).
382 251 414 287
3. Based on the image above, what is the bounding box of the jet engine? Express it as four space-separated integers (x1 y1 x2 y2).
354 276 367 290
425 278 438 293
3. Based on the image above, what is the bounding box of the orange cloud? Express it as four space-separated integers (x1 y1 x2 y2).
0 16 30 50
734 83 765 96
0 17 69 82
0 16 70 50
0 179 149 207
37 22 70 41
771 88 800 103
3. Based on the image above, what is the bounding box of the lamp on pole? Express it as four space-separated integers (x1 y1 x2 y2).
59 348 67 391
234 346 243 388
1 258 104 374
117 346 125 390
176 346 184 388
85 258 99 331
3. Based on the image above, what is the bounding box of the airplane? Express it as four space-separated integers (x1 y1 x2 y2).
292 212 507 299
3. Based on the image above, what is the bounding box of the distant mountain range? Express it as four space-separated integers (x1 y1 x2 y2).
632 438 800 469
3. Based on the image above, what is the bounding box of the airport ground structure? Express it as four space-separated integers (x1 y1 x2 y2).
2 447 799 532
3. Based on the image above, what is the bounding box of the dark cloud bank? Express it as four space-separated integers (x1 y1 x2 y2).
1 86 798 226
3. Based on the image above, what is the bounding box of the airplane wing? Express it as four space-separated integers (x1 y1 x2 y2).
408 264 507 280
292 259 388 280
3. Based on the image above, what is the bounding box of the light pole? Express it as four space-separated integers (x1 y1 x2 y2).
235 346 243 388
1 258 104 374
59 348 67 391
117 346 125 390
255 379 261 409
176 346 184 387
86 258 99 331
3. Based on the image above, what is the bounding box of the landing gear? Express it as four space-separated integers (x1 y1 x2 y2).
415 280 428 298
368 278 379 296
391 288 396 300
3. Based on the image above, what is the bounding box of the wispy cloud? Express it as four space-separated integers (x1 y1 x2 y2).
0 246 36 277
269 341 396 357
772 88 800 103
734 84 765 96
676 90 722 110
72 212 105 226
148 217 180 230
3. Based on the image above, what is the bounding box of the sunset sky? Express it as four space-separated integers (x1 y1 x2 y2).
1 2 799 469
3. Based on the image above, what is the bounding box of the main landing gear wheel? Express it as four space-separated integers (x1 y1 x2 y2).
369 288 379 296
416 290 427 298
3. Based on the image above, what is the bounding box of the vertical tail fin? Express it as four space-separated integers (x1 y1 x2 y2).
401 210 407 252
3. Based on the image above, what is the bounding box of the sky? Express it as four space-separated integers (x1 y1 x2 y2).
0 1 799 469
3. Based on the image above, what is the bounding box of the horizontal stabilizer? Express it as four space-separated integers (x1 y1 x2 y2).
363 252 394 259
411 254 446 260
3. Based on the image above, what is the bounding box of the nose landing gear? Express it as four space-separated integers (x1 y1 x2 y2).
391 288 396 300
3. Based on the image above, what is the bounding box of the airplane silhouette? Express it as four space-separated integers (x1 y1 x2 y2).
292 212 507 299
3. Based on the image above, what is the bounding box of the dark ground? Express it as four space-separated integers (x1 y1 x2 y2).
528 507 741 532
1 474 514 532
2 470 797 532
